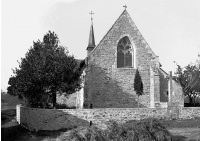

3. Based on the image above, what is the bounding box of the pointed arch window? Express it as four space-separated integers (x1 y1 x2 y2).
117 36 133 68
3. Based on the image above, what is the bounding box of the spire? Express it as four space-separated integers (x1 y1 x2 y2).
87 11 95 54
88 21 95 48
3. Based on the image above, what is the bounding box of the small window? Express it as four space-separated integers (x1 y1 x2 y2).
117 36 133 68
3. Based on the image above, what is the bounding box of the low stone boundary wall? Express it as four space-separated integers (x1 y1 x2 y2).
16 105 200 131
179 107 200 119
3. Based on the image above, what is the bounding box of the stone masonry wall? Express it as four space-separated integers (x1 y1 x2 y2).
17 105 200 131
16 104 21 124
85 10 158 108
179 107 200 119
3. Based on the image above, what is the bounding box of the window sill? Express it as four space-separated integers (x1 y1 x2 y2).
116 67 136 70
117 67 135 69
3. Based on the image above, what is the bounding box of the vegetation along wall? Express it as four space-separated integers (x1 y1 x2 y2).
17 105 200 131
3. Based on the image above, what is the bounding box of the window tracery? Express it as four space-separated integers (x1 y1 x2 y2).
117 36 133 68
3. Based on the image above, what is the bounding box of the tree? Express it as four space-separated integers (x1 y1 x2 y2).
1 89 22 106
134 69 144 108
175 60 200 105
7 31 82 108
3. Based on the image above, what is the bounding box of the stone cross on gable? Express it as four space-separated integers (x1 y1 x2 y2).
89 11 94 21
123 5 127 9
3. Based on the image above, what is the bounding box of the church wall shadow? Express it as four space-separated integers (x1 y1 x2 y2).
85 63 147 108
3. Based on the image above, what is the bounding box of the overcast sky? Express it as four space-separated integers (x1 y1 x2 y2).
1 0 200 91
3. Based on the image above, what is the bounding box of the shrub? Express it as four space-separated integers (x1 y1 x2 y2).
187 132 200 141
55 103 76 109
56 126 107 141
106 119 172 141
1 92 24 106
136 118 172 141
56 118 172 141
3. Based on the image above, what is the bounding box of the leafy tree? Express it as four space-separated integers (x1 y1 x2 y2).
134 69 144 108
7 31 82 108
175 59 200 105
1 89 23 106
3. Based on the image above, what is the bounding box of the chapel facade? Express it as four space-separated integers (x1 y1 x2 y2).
78 9 184 108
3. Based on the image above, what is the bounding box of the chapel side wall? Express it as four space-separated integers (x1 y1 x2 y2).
85 11 157 108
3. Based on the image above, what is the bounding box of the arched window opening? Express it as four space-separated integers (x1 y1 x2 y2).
117 36 133 68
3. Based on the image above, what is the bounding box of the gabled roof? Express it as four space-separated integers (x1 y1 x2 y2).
90 9 156 59
90 9 128 53
160 68 168 76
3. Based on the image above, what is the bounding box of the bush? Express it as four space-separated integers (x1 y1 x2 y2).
106 119 171 141
135 118 172 141
56 126 106 141
187 132 200 141
1 93 24 106
56 119 172 141
55 103 76 109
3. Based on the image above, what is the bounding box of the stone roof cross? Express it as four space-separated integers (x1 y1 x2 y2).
123 5 127 9
89 11 94 21
166 71 176 105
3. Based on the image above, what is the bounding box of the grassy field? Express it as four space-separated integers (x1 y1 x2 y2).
1 108 200 141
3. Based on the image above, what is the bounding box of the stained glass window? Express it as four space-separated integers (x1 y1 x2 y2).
117 36 133 68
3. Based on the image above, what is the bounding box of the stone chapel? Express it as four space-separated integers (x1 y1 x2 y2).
76 9 184 109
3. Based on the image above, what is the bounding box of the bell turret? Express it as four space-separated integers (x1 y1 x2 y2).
86 11 96 55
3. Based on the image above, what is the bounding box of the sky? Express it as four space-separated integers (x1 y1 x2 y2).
1 0 200 92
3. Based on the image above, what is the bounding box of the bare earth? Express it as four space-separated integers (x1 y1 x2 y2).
169 128 200 137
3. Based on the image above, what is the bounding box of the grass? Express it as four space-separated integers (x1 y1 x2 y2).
1 109 16 125
2 124 29 141
1 108 75 141
160 118 200 129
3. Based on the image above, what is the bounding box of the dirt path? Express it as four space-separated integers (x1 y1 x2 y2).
169 128 200 141
169 128 200 136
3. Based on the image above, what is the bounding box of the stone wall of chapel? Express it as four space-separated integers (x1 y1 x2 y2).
85 11 157 108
